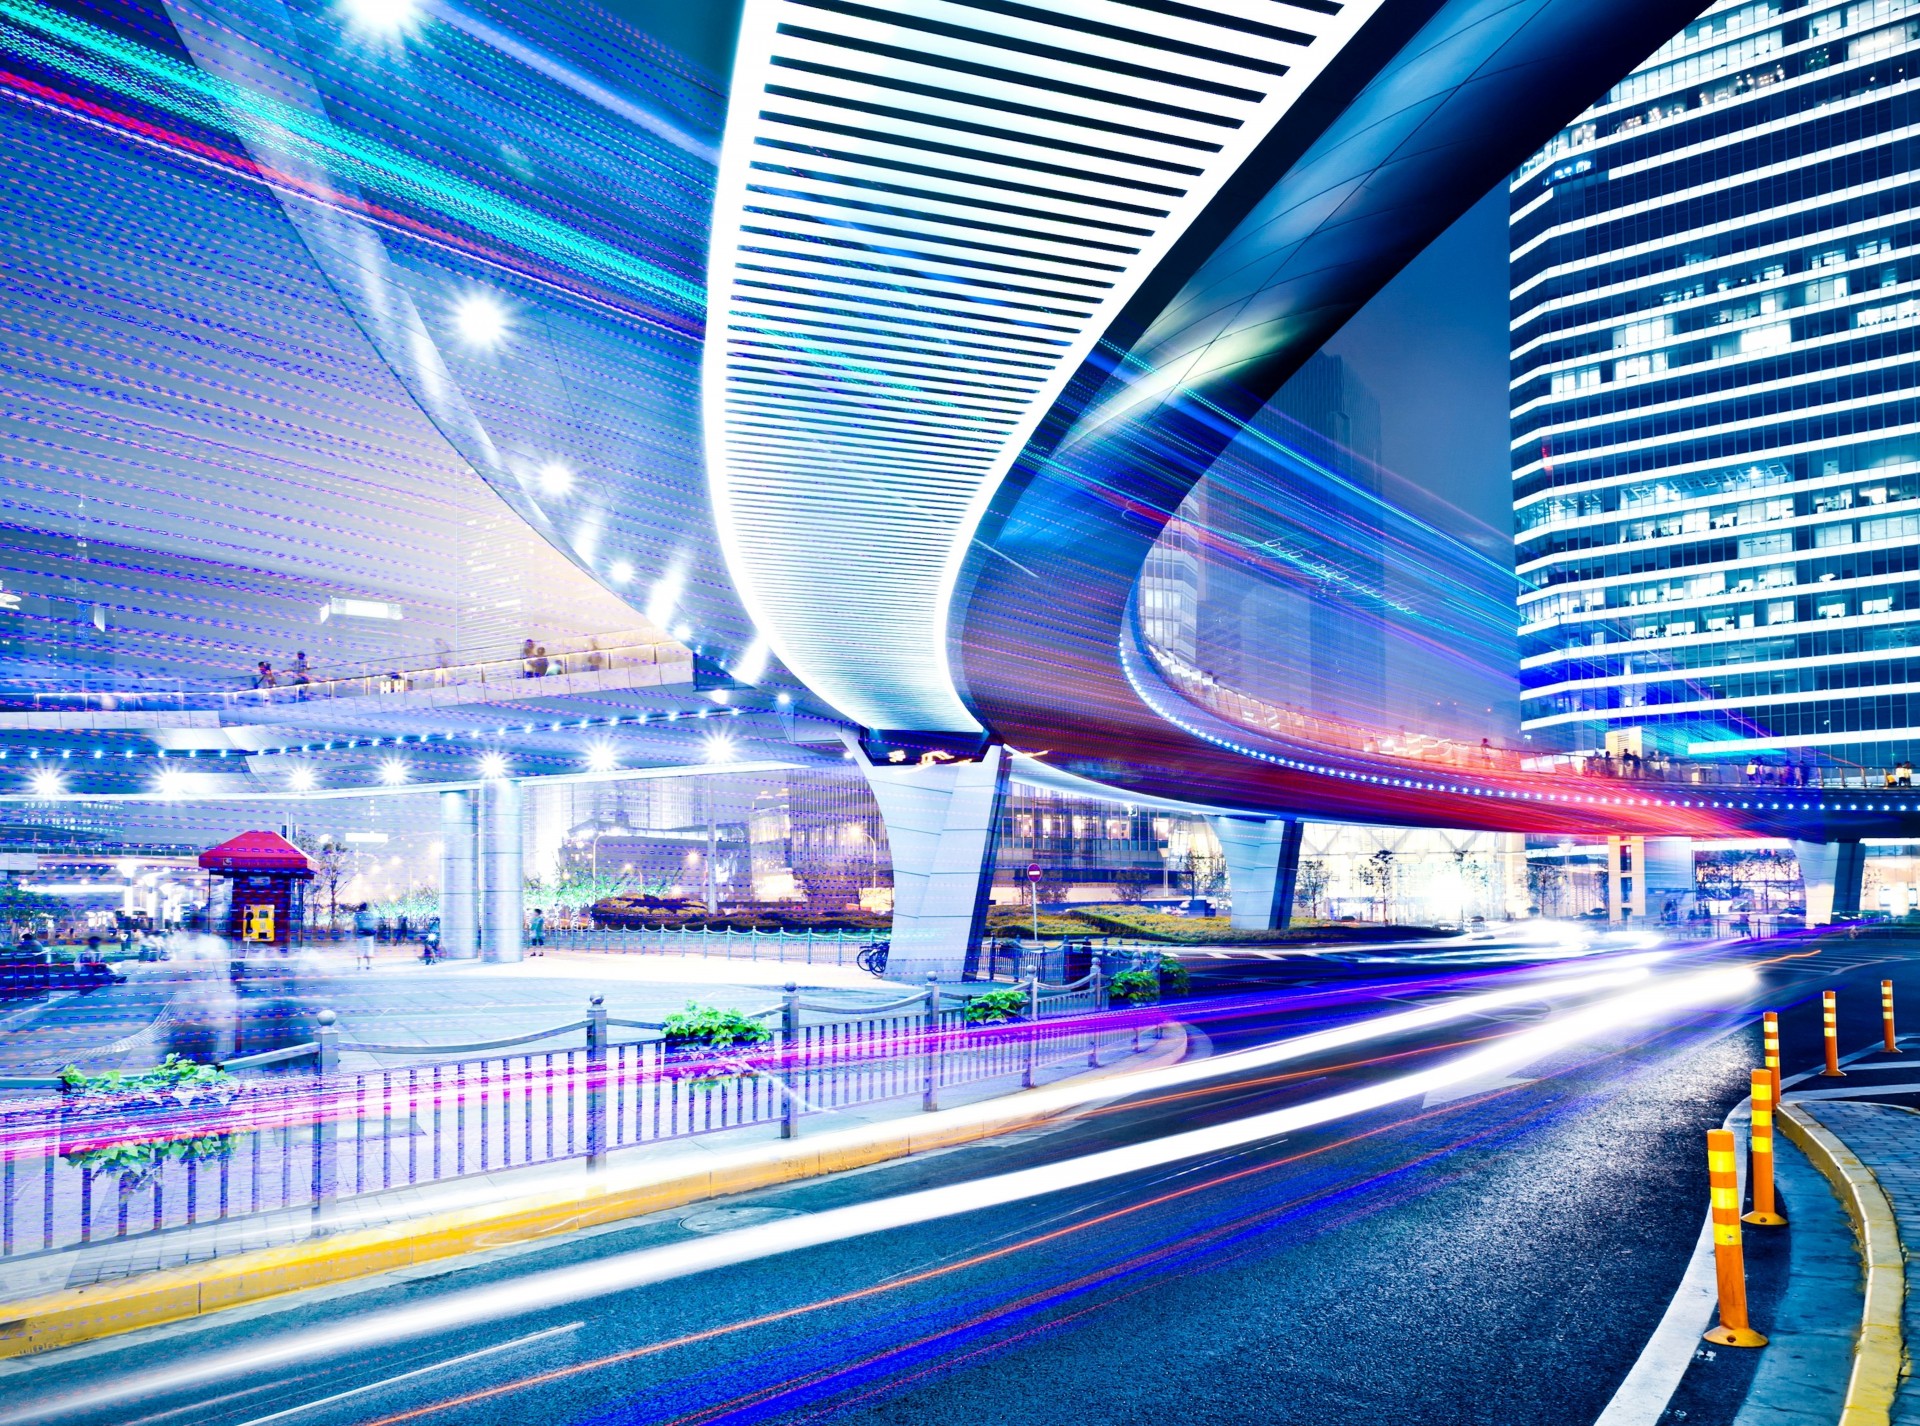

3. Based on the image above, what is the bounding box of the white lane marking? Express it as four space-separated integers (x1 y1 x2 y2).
11 965 1751 1425
229 1322 582 1426
1591 1105 1749 1426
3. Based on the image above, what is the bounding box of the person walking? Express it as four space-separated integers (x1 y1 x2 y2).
253 660 275 691
529 906 546 950
353 903 375 970
521 637 538 678
531 645 549 677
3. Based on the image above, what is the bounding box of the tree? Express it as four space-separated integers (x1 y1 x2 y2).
1294 858 1330 919
293 834 358 933
1184 850 1227 899
1356 849 1396 922
1527 860 1567 918
1111 867 1154 904
0 879 56 940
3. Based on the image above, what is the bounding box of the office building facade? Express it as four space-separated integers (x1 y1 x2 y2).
1511 0 1920 772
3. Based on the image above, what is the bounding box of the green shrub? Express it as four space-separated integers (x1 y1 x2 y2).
1157 955 1191 997
660 1003 772 1052
1107 970 1159 1005
57 1054 234 1101
964 988 1028 1025
57 1055 240 1181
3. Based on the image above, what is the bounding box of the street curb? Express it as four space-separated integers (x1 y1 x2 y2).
0 1023 1189 1359
1778 1102 1905 1426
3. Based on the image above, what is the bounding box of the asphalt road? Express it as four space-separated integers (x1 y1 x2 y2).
0 930 1909 1426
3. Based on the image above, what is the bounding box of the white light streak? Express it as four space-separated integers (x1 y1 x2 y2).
16 962 1751 1423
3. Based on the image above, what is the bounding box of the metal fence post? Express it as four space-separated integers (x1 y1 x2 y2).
781 982 801 1140
1023 974 1040 1089
315 1009 339 1076
1087 957 1103 1068
586 996 608 1170
922 973 940 1113
313 1010 339 1211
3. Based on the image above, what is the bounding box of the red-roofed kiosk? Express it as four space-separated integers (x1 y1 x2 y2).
198 832 313 948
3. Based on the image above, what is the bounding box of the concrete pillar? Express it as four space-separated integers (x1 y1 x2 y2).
438 789 478 960
1792 839 1866 925
855 743 1009 983
478 777 524 963
1212 817 1303 931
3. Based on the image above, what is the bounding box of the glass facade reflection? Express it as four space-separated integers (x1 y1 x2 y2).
1511 0 1920 773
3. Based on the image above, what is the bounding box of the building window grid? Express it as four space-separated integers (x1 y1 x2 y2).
1513 13 1920 760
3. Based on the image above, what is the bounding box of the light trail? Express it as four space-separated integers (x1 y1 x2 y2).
8 960 1750 1424
364 999 1747 1426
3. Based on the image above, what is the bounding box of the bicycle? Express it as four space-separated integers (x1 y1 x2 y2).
856 940 890 977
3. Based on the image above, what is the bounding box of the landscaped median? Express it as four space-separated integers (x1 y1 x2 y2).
0 1022 1188 1359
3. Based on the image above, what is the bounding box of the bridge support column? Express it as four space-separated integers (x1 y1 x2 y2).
478 777 524 963
1212 817 1303 932
438 790 479 960
1792 839 1866 925
855 743 1009 984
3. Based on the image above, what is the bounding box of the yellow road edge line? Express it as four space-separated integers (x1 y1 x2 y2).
1778 1102 1904 1426
0 1024 1188 1360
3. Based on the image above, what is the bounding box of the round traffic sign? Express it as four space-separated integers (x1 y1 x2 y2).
1026 863 1042 882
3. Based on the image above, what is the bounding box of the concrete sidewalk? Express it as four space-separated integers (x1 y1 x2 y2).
1786 1098 1920 1424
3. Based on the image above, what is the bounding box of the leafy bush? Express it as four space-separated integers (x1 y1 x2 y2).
964 988 1028 1025
58 1056 241 1182
660 1003 772 1052
57 1055 234 1103
1107 970 1159 1005
1157 955 1191 997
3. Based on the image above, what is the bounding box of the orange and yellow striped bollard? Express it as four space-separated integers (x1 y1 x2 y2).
1743 1069 1785 1227
1822 989 1845 1077
1883 980 1899 1054
1704 1127 1768 1347
1763 1011 1781 1105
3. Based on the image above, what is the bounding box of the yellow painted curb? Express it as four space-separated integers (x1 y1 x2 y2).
1778 1102 1905 1426
0 1023 1188 1359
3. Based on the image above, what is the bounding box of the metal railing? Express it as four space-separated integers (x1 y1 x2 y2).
1155 649 1903 795
0 975 1168 1262
0 632 687 714
549 926 874 966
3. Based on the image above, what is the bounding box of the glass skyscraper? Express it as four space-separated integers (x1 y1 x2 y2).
1511 0 1920 775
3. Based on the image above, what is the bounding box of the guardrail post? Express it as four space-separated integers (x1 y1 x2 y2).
315 1009 339 1076
1023 974 1039 1089
312 1010 338 1212
781 982 801 1140
586 995 608 1170
922 973 940 1113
